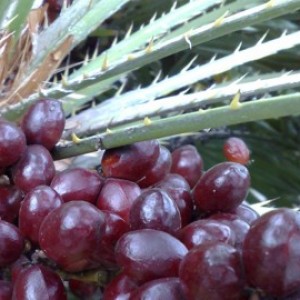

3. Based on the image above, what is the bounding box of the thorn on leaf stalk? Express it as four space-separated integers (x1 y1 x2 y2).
88 0 93 9
266 0 275 8
145 38 154 54
71 132 82 144
230 90 241 110
38 87 47 97
127 54 135 61
101 53 109 71
214 10 229 27
106 128 112 134
144 117 152 126
61 75 68 87
184 31 192 49
52 50 62 61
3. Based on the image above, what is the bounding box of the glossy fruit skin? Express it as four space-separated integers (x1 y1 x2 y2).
101 140 160 182
208 213 250 250
10 255 31 283
193 162 250 213
0 220 24 267
155 174 193 226
129 188 181 234
0 120 26 168
177 219 235 249
129 277 186 300
0 280 12 300
170 145 203 188
96 178 141 223
137 145 172 188
103 272 138 300
223 137 250 165
21 99 65 150
156 173 191 191
179 242 245 300
19 185 63 245
91 211 130 269
39 201 106 272
115 229 188 283
243 209 300 297
233 203 259 225
50 167 104 204
0 185 23 222
12 264 67 300
12 145 55 193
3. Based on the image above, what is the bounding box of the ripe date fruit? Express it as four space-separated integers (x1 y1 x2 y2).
96 178 141 223
177 219 235 249
10 255 31 283
137 145 172 188
179 242 245 300
129 277 186 300
19 185 63 245
0 119 26 168
12 264 66 300
208 212 250 250
91 211 130 269
234 203 259 225
0 185 23 222
170 145 203 188
21 99 65 150
11 145 55 193
101 140 160 182
39 201 106 272
50 167 104 204
155 173 190 191
129 188 181 234
193 161 250 213
223 137 250 165
243 208 300 297
103 272 138 300
0 220 24 268
115 229 188 283
155 174 193 226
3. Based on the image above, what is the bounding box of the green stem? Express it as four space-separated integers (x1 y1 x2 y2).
52 92 300 160
58 268 110 286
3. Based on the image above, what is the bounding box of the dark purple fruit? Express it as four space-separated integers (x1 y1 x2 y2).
12 264 66 300
12 145 55 193
21 99 65 150
193 162 250 213
129 189 181 234
170 145 203 188
39 201 106 272
101 140 160 182
0 120 26 168
50 167 104 204
0 220 24 268
179 242 245 300
19 185 63 245
115 229 188 283
243 208 300 297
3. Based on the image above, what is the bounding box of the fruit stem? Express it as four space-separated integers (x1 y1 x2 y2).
58 268 110 286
